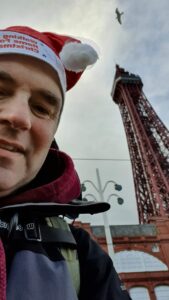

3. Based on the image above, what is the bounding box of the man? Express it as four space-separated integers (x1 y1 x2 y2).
0 26 131 300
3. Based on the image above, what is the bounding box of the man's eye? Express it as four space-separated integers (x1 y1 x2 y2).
0 90 8 98
33 105 49 115
32 104 52 119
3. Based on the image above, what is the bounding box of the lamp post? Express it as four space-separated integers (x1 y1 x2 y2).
82 168 124 261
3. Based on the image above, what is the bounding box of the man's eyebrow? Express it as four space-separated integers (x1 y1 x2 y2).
0 71 16 84
0 71 62 106
37 89 62 106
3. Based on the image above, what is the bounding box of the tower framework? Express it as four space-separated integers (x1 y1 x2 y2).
111 65 169 223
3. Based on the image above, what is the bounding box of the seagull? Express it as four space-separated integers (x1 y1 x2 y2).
115 8 124 24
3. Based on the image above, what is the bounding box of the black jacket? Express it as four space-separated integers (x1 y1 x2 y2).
72 226 132 300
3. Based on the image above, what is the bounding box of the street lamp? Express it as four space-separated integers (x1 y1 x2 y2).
82 168 124 261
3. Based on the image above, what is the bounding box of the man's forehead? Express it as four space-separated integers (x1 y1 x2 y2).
0 54 62 89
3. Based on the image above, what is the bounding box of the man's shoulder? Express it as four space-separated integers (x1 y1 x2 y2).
70 224 93 245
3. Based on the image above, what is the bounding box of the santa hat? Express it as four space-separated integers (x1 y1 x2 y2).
0 26 98 95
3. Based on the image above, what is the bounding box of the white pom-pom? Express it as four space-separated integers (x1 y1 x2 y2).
59 42 99 72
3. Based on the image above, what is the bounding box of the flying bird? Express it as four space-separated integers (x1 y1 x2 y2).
115 8 124 24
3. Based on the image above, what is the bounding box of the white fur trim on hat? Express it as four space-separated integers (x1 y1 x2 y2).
59 42 99 72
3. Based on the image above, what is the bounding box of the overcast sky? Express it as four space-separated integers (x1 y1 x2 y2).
1 0 169 225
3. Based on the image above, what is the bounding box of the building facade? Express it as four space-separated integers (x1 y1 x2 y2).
75 217 169 300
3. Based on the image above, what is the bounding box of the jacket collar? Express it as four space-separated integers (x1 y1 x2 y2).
0 149 81 207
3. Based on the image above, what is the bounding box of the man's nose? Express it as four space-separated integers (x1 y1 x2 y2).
0 92 32 130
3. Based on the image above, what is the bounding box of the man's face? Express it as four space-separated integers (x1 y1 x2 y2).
0 54 63 197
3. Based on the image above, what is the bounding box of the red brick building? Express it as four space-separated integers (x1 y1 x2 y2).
75 217 169 300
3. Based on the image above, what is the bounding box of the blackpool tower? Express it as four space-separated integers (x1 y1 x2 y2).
111 65 169 223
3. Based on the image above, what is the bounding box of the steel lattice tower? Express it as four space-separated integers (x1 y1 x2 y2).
111 65 169 223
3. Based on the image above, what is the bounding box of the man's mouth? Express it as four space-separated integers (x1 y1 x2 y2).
0 144 19 152
0 140 25 154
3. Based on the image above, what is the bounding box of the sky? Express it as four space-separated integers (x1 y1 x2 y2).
0 0 169 225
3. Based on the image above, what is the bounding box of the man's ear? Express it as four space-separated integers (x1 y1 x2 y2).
50 139 59 150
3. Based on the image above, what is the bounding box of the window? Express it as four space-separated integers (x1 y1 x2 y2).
129 287 150 300
155 285 169 300
114 250 168 273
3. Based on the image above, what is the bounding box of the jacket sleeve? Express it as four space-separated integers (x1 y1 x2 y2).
71 226 132 300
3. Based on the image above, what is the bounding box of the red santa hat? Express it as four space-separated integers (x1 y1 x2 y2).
0 26 98 95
